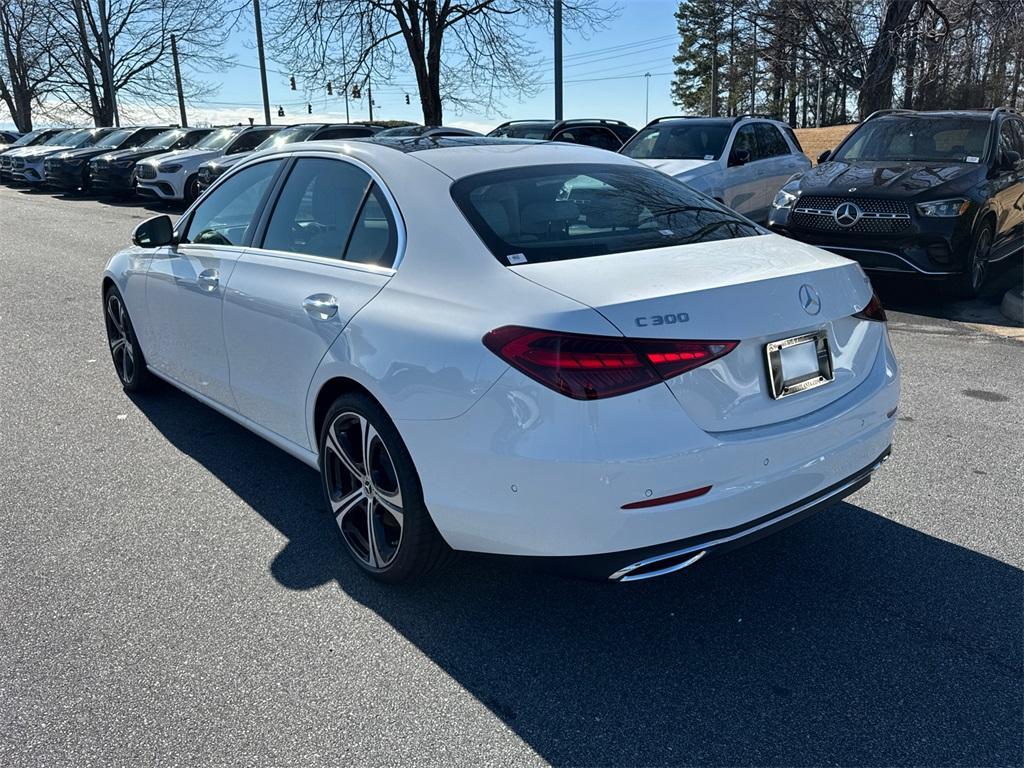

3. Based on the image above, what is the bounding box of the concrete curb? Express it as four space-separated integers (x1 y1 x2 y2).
1001 287 1023 325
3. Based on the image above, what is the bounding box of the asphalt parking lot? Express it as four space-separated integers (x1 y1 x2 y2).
1 185 1021 767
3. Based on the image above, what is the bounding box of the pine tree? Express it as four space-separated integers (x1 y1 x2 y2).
671 0 729 115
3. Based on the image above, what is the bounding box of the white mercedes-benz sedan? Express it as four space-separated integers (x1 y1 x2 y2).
102 137 899 583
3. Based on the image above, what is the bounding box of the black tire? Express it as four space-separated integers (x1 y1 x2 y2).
103 285 155 393
318 392 454 584
950 219 994 299
184 175 200 205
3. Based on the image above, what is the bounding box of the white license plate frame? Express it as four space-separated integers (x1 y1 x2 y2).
765 331 834 400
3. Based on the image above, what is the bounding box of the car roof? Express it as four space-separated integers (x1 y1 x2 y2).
275 136 638 179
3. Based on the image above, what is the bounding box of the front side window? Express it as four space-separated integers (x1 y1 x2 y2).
731 124 759 162
621 122 731 160
315 126 375 140
834 117 989 163
182 160 282 246
261 158 372 259
452 163 761 264
999 120 1023 157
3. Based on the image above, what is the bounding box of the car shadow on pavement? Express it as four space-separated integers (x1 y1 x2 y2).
132 386 1023 767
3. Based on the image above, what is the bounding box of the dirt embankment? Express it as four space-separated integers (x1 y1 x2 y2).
794 124 856 163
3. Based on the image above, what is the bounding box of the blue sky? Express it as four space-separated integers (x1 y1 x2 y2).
184 0 681 132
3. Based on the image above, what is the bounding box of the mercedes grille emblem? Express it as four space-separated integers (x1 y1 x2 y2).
834 201 862 228
798 284 822 315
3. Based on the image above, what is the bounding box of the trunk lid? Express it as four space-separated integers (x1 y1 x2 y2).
510 235 882 432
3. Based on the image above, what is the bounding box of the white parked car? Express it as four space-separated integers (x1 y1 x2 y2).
7 128 113 185
621 115 811 223
135 125 281 204
103 138 898 583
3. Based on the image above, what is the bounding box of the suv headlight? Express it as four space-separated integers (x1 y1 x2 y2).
916 198 969 217
158 162 182 173
772 188 798 210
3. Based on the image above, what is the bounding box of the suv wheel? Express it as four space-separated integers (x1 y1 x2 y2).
951 220 993 299
319 393 454 583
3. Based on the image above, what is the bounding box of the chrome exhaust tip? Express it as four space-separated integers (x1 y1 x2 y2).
609 548 708 582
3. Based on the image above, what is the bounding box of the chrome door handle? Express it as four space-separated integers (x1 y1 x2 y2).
197 269 219 291
303 294 339 320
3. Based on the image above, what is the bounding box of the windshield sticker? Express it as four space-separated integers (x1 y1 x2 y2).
507 253 528 265
704 154 714 160
965 156 980 164
659 229 674 236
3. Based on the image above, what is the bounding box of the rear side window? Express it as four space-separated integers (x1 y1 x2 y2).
754 124 790 158
451 163 761 265
228 130 277 154
183 160 282 246
260 157 398 267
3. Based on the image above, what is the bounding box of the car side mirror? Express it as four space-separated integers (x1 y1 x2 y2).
1001 149 1022 172
729 148 750 167
817 149 832 164
132 215 175 248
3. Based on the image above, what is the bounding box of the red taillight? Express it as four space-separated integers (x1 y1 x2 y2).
483 326 738 400
853 292 886 322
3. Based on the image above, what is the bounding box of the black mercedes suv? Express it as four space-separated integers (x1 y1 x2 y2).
488 118 636 150
768 108 1024 296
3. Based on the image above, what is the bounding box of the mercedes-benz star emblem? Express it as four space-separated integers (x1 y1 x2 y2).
834 201 862 227
799 284 822 315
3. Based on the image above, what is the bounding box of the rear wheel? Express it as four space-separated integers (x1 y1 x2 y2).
103 286 154 392
318 393 453 583
950 220 993 299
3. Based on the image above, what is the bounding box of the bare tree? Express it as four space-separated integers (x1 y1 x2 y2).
0 0 59 131
46 0 240 126
266 0 615 126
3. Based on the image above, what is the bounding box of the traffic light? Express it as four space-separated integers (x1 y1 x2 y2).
352 84 361 99
326 81 333 95
307 103 312 114
277 105 285 117
405 93 410 104
289 76 296 90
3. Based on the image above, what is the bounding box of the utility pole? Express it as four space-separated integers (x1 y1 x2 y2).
644 72 651 123
750 17 757 113
368 78 374 122
170 34 188 127
553 0 563 120
252 0 272 125
710 46 719 116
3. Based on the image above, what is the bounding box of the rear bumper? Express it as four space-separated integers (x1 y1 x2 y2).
768 208 972 275
514 446 890 581
398 328 900 558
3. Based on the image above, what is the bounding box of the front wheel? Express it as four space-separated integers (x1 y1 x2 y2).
183 175 200 205
950 220 993 299
319 393 453 583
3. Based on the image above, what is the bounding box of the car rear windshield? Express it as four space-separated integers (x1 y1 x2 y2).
195 128 242 150
451 163 762 265
620 122 731 160
489 123 555 140
834 116 990 163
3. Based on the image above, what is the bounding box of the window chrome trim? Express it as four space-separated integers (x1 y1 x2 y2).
216 148 408 271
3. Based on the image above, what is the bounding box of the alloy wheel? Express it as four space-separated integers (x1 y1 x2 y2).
105 293 136 385
323 411 405 569
972 227 991 291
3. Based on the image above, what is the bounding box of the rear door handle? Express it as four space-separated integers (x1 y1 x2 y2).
303 293 339 320
197 268 219 291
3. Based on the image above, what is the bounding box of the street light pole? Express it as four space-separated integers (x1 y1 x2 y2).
645 72 651 123
252 0 272 125
554 0 563 120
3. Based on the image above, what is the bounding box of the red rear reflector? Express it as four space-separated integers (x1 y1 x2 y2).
483 326 738 400
853 292 886 322
622 485 712 510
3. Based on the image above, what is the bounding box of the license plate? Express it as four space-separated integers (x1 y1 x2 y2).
765 331 834 399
